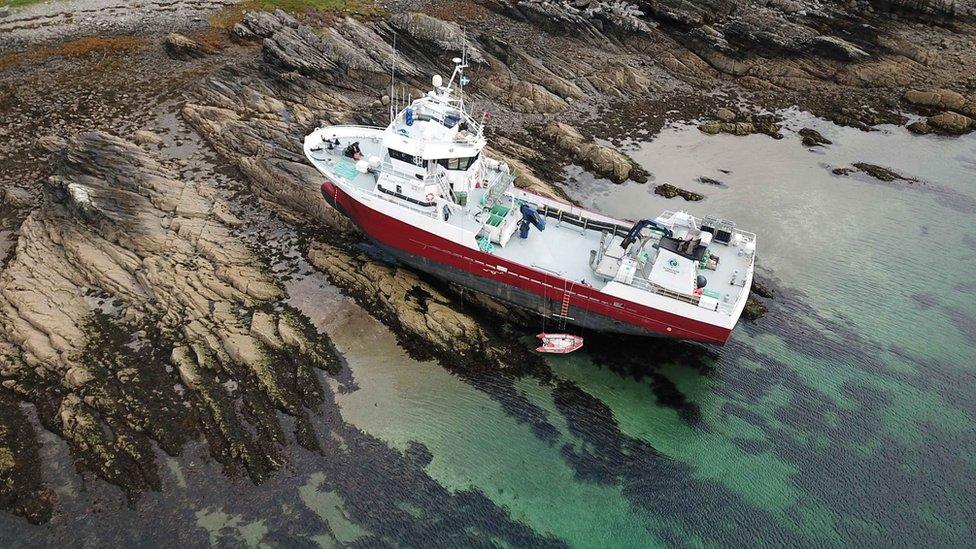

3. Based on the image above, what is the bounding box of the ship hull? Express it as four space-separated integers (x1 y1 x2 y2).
321 180 733 344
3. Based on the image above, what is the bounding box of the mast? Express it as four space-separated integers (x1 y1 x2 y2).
389 32 397 125
458 41 466 111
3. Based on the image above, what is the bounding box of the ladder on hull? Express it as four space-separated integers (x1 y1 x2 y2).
551 283 575 330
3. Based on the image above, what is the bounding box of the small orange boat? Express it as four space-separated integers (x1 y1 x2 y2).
536 333 584 354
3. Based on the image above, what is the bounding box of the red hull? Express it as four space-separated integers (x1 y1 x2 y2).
322 181 732 344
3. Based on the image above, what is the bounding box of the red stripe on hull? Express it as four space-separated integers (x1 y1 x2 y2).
322 181 732 344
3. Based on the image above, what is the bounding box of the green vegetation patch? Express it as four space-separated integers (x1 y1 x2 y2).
1 0 49 8
210 0 379 32
242 0 370 12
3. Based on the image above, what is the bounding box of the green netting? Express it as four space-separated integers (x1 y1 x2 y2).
699 248 711 268
334 159 360 181
477 236 495 253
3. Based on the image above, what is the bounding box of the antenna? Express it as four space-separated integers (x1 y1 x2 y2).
459 40 466 107
389 32 397 124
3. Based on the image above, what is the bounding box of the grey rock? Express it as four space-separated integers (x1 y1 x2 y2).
883 0 975 16
798 128 832 146
906 120 932 134
389 12 486 64
715 107 736 122
515 0 650 43
163 33 208 60
927 111 975 134
810 36 870 61
239 10 287 38
852 162 916 182
721 9 817 54
132 130 163 146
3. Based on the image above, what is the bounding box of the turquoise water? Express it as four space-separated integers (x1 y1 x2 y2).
3 113 974 546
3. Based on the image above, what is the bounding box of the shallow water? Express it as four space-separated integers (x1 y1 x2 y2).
3 111 975 547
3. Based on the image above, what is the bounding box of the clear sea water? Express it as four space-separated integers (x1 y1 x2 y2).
3 111 974 547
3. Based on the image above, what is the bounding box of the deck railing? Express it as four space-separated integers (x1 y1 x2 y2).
625 276 702 306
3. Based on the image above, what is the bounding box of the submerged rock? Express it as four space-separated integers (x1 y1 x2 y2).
654 183 703 201
798 128 831 147
699 114 782 139
699 121 754 136
834 163 916 182
697 176 726 186
851 162 915 182
751 278 774 299
906 120 932 135
742 296 767 320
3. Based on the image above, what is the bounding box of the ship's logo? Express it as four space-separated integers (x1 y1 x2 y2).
668 258 679 268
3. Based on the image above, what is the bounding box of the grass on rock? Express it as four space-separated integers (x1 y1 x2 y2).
1 0 49 7
243 0 368 11
210 0 377 29
0 35 145 71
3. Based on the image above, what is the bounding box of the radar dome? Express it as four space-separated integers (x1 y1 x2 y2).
432 74 443 88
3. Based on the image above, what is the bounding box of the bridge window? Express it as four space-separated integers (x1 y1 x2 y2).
435 152 480 171
389 148 427 167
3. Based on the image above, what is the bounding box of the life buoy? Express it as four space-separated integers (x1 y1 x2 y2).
425 193 435 202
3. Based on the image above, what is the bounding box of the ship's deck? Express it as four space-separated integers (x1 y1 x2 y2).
494 219 752 313
491 216 605 287
306 132 383 193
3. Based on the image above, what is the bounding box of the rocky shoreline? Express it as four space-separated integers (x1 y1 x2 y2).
1 0 975 527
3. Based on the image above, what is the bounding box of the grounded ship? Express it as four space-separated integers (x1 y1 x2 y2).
304 60 756 345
